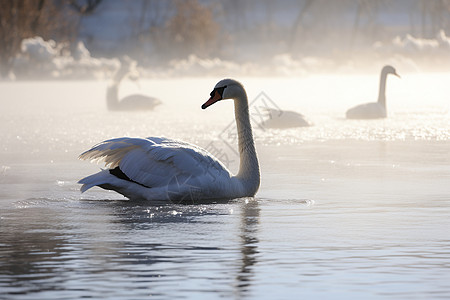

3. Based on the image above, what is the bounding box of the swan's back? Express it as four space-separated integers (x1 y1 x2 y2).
263 109 310 128
346 102 386 119
118 94 161 110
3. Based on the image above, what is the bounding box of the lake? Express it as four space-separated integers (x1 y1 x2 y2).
0 74 449 299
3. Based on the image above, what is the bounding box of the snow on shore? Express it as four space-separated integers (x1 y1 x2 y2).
6 31 450 80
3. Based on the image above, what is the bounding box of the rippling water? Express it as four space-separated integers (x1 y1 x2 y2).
1 75 449 299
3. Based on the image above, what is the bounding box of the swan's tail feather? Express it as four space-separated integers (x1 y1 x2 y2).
78 168 166 202
78 169 112 193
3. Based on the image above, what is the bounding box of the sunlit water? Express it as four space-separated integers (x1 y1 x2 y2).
1 74 449 299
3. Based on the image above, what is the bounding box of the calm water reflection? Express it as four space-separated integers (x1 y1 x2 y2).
236 199 260 295
0 199 265 299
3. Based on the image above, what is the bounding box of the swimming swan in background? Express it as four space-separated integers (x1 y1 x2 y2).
262 108 311 128
107 58 161 111
79 79 260 202
346 65 400 119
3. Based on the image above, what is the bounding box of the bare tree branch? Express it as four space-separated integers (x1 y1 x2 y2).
69 0 102 15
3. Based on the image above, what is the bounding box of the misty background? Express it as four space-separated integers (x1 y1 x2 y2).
2 0 450 80
1 2 450 299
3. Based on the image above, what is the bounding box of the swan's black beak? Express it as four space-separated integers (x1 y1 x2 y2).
394 71 401 78
202 89 223 109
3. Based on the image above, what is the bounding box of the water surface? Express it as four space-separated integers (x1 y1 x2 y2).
1 75 449 299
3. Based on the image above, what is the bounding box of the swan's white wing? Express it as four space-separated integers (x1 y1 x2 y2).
79 137 231 188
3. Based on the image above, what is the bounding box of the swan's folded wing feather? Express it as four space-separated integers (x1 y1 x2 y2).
121 142 230 188
119 148 171 187
80 137 230 188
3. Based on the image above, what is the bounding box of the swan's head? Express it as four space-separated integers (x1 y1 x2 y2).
382 65 400 78
202 79 245 109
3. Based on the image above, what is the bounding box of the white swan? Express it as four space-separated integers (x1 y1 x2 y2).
346 65 400 119
79 79 260 202
262 108 311 128
107 59 161 111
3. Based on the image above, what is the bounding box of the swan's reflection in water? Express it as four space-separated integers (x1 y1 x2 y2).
236 199 260 294
105 199 262 296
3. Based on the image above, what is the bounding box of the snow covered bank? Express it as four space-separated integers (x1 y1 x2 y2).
10 37 119 80
6 31 450 81
372 30 450 72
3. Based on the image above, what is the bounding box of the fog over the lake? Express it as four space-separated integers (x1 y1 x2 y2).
1 1 449 300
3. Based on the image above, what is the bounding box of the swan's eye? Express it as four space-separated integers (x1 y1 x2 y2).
210 86 227 99
216 86 227 97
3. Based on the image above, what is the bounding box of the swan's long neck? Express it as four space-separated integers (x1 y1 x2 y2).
377 69 389 108
234 92 260 195
107 68 127 110
106 82 119 110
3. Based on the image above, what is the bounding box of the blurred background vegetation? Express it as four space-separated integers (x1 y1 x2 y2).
2 0 450 78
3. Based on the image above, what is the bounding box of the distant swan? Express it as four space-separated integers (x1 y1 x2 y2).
262 108 311 128
346 65 400 119
79 79 260 202
107 59 161 111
